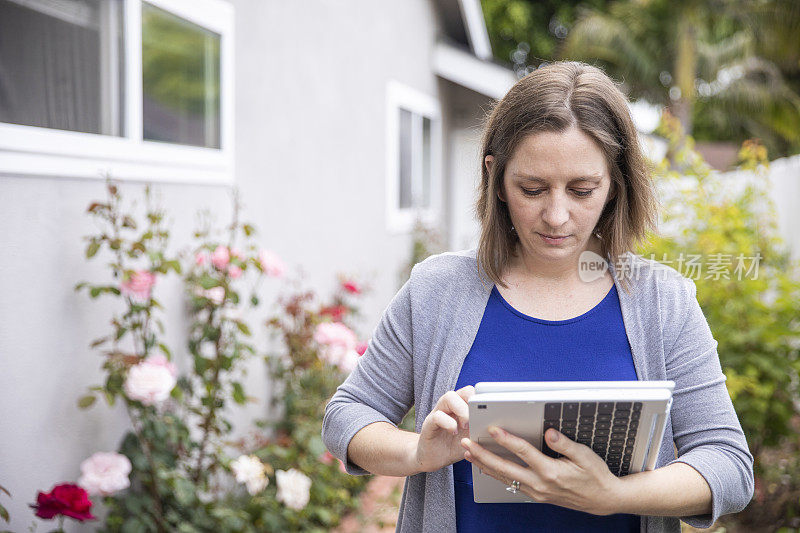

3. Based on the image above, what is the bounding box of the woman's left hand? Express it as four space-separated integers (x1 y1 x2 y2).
461 426 622 516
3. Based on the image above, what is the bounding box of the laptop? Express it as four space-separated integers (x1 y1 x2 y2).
467 380 674 503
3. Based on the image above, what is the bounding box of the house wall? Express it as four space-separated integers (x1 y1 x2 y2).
0 1 447 529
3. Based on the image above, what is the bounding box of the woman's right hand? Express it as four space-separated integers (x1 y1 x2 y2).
413 385 476 473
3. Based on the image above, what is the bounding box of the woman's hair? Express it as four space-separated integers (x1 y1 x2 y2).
475 61 658 293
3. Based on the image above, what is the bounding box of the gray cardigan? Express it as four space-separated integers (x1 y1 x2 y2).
322 248 754 532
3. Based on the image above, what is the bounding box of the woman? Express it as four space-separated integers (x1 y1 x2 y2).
322 61 753 532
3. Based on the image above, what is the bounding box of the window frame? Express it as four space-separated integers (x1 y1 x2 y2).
0 0 234 184
385 80 442 234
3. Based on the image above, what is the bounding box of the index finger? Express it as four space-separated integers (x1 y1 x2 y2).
455 385 475 402
437 390 470 428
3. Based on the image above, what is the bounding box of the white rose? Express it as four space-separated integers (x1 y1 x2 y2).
78 451 132 496
231 454 269 495
276 468 311 511
123 357 177 405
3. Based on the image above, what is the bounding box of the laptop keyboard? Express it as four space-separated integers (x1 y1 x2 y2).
542 401 642 476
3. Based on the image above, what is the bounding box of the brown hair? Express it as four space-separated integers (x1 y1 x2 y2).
474 61 658 293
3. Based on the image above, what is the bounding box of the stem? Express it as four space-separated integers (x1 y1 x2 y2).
192 190 241 483
192 307 224 484
125 405 168 533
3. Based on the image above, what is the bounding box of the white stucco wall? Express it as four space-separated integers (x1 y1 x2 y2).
0 1 449 529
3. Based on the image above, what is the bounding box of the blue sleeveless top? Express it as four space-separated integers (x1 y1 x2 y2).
453 284 641 532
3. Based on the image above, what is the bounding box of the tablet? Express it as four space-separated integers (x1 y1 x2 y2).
467 381 674 503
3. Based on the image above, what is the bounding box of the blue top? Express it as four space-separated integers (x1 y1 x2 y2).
453 283 640 532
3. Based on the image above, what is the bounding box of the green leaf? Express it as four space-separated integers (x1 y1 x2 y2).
199 275 220 289
0 503 9 523
90 286 102 298
78 394 96 409
250 294 259 306
236 322 251 336
232 382 246 404
158 343 171 357
243 223 255 236
90 336 108 348
164 260 182 274
86 241 101 258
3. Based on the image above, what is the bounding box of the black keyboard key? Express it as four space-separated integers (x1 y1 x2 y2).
627 428 637 437
592 445 607 455
616 402 632 410
580 402 597 416
563 403 579 419
542 441 558 458
578 416 595 425
596 413 612 422
578 431 593 440
562 430 576 440
561 419 577 429
543 419 559 431
594 428 610 436
614 410 630 419
578 423 594 432
630 412 641 423
598 402 614 414
545 403 562 419
577 437 592 446
596 421 611 430
610 438 625 447
608 445 623 453
633 402 642 412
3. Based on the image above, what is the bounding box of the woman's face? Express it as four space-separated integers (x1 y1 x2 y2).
488 125 614 269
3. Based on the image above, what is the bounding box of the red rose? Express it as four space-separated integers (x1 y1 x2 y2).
320 305 348 322
341 280 361 294
30 483 96 521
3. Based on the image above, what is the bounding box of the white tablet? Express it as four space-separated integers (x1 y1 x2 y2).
467 381 674 503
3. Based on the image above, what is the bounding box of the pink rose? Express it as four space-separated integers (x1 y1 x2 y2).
78 452 131 496
341 280 361 294
211 246 230 270
203 286 226 305
318 451 347 473
123 355 177 405
228 265 242 279
355 340 369 356
313 322 360 372
195 252 208 266
258 249 286 278
120 270 156 301
338 349 360 373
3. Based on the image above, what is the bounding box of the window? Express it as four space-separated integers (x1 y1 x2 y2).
0 0 125 136
386 81 441 233
0 0 234 183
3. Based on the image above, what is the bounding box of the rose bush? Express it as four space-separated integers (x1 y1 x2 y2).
65 183 372 532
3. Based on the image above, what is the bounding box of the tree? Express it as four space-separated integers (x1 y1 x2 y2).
481 0 800 158
560 0 800 157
